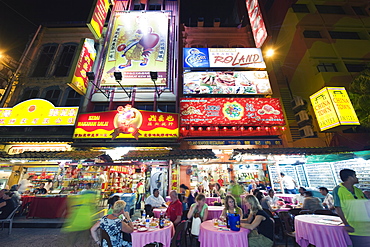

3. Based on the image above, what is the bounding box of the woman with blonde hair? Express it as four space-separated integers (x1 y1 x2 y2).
91 200 133 247
187 193 209 222
221 195 243 218
241 195 273 247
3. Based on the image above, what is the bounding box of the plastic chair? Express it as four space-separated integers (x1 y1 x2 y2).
299 209 312 215
0 205 21 235
100 228 113 247
278 211 298 247
314 209 337 216
171 220 188 247
287 208 301 216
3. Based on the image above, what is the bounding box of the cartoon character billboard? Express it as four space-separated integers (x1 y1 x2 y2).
100 12 169 87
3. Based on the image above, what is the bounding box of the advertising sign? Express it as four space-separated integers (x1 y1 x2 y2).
87 0 111 39
183 48 266 69
100 12 169 87
0 99 78 126
186 139 282 146
183 71 272 95
180 98 285 126
67 38 96 95
310 87 360 131
74 105 179 139
246 0 268 48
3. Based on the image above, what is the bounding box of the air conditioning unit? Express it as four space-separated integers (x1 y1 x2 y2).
299 126 315 138
291 96 306 112
295 110 309 124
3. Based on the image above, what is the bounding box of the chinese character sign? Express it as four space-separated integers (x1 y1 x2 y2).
100 12 169 87
87 0 111 39
180 98 285 126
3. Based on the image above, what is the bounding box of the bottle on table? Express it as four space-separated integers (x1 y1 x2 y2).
145 216 150 228
159 211 164 229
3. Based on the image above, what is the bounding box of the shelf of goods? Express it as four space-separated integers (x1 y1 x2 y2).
27 167 58 188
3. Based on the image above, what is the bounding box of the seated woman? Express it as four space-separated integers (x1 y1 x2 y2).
241 195 273 247
211 183 226 200
0 192 17 219
221 195 243 218
187 193 209 222
91 200 133 247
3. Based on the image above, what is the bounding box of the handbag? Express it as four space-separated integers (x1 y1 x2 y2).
248 229 273 247
191 217 201 236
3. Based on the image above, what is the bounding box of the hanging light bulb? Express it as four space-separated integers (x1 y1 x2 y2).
265 127 269 131
198 127 203 131
232 127 236 131
240 127 245 131
248 127 253 131
181 127 186 131
190 127 195 131
256 127 261 131
206 127 211 131
215 127 219 131
223 127 228 131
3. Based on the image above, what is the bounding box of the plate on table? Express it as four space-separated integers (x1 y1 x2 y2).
137 227 148 232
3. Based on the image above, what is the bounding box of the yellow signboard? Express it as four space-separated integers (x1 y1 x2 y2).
310 87 359 131
0 99 79 126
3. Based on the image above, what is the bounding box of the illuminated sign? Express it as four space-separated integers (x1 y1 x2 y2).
87 0 111 39
5 144 71 155
186 140 282 146
0 99 78 126
68 38 96 95
183 48 266 69
101 12 169 87
246 0 268 48
310 87 360 131
180 98 285 126
74 105 179 139
111 166 134 175
183 71 272 95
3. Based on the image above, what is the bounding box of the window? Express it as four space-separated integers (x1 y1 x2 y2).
32 45 58 77
135 104 153 111
54 44 77 77
317 63 337 72
158 103 176 113
292 4 310 13
20 89 39 102
316 5 345 14
44 89 61 105
134 4 145 10
303 30 322 38
352 6 368 16
149 5 161 10
345 64 366 72
329 31 360 39
65 89 82 106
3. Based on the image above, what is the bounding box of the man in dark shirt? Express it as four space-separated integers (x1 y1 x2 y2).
0 189 8 204
0 192 16 219
34 183 47 194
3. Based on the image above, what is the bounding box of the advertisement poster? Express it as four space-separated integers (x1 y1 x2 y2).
74 105 179 139
100 12 169 87
0 99 78 126
310 87 359 131
87 0 111 39
183 48 266 69
180 98 285 126
246 0 268 48
183 71 272 95
67 38 96 95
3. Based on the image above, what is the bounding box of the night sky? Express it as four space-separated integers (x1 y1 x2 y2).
0 0 95 60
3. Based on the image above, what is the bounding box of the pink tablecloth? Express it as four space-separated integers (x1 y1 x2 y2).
153 208 167 218
207 206 224 220
206 197 221 206
199 220 250 247
276 194 296 203
295 215 352 247
131 222 174 247
165 196 171 202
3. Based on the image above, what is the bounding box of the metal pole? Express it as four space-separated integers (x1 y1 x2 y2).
0 25 42 107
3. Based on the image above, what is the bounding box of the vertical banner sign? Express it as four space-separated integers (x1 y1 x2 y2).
310 87 360 131
87 0 111 39
67 38 96 95
100 12 169 87
246 0 268 48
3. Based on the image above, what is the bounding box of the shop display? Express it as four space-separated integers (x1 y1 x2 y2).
331 159 370 191
304 163 337 189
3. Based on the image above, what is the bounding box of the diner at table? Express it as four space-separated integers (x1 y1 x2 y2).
292 187 306 205
221 195 243 219
165 190 182 226
145 188 167 208
187 193 209 222
302 191 324 212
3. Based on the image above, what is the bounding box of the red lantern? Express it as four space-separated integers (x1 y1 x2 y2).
232 127 236 131
198 127 203 131
256 127 261 131
240 127 245 131
190 127 195 131
206 127 211 131
272 126 278 131
265 127 269 131
215 127 219 131
248 127 253 131
223 127 228 131
181 127 186 131
281 126 286 131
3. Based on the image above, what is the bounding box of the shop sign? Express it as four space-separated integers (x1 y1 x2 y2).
111 166 134 174
0 99 79 126
74 105 179 139
100 12 169 87
183 71 272 95
310 87 360 131
186 140 282 146
87 0 111 39
183 48 266 69
235 164 263 170
246 0 268 48
5 144 71 155
67 38 96 95
180 98 285 126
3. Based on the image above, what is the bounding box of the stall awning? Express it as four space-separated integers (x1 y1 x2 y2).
0 150 105 161
233 147 355 156
120 149 216 161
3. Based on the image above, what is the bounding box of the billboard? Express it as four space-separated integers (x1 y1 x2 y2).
310 87 360 131
100 12 169 87
74 105 179 139
0 99 78 126
67 38 96 95
180 98 285 126
183 71 272 95
183 48 266 69
246 0 268 48
87 0 111 39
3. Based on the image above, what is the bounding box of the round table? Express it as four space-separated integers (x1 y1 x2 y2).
131 222 174 247
295 215 352 247
205 197 221 205
153 208 167 218
276 194 296 203
199 220 250 247
207 206 224 220
165 196 171 202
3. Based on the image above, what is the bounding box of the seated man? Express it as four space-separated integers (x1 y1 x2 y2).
260 189 281 211
0 192 17 219
34 183 47 194
319 187 334 210
302 191 324 212
293 187 306 205
0 189 8 204
145 188 166 208
166 190 183 226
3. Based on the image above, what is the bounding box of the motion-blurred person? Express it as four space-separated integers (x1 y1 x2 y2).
135 179 145 210
18 175 34 193
91 200 133 247
0 192 16 219
255 180 266 190
293 187 306 205
280 173 297 194
302 191 323 212
10 184 21 205
202 176 210 192
319 187 334 210
0 189 8 203
217 176 224 187
45 179 53 191
247 179 256 193
166 190 182 226
180 184 194 209
145 188 166 208
230 181 244 208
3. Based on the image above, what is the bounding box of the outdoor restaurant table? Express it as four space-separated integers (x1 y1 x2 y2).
207 206 224 220
153 208 167 218
199 220 250 247
206 197 221 205
27 196 67 218
276 194 296 203
165 196 171 202
131 222 174 247
295 214 352 247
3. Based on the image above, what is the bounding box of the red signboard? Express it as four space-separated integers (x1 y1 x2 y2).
180 98 285 126
74 105 179 139
87 0 111 39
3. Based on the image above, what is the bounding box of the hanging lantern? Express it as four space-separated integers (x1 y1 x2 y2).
240 127 245 131
198 127 203 131
256 127 261 131
206 127 211 131
248 127 253 131
215 127 219 131
223 127 228 131
181 127 186 131
190 127 195 131
272 126 278 131
281 126 286 131
265 127 269 131
232 127 236 131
